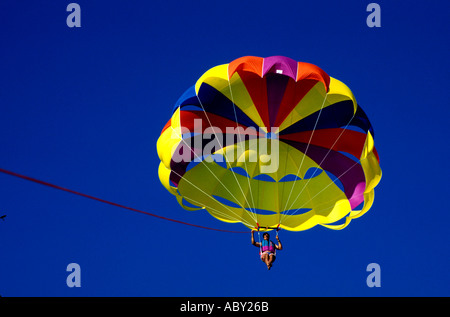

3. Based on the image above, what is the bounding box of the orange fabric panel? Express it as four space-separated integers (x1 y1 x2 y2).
296 62 330 91
228 56 263 79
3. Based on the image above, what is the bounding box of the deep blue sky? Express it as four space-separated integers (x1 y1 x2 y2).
0 0 449 297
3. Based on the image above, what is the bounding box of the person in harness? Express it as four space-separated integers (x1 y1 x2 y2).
251 230 283 270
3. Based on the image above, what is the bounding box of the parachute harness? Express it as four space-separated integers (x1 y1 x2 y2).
255 223 280 257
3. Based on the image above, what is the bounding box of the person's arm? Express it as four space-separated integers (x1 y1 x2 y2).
275 235 283 250
251 230 261 247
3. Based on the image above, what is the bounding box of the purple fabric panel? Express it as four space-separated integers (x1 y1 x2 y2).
263 56 298 80
266 74 289 128
350 182 366 209
282 140 366 208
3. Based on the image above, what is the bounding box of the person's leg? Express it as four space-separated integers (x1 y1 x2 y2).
263 253 271 269
267 254 275 269
261 252 268 263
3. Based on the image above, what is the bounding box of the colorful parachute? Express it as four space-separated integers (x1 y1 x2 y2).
157 56 381 231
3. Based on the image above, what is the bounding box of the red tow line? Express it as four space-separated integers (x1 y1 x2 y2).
0 167 248 234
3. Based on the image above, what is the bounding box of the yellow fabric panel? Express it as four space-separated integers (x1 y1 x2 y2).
350 189 375 219
360 132 382 193
218 139 319 180
195 64 229 94
175 194 204 212
320 215 352 230
274 141 349 228
362 151 382 193
177 162 248 225
157 162 177 195
327 77 358 113
156 127 177 169
156 108 182 169
361 130 375 158
322 188 375 230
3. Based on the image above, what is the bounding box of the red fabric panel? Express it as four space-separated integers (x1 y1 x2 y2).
178 110 260 136
280 128 367 159
237 71 271 130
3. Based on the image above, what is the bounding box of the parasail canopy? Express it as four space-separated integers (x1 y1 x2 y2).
157 56 381 232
